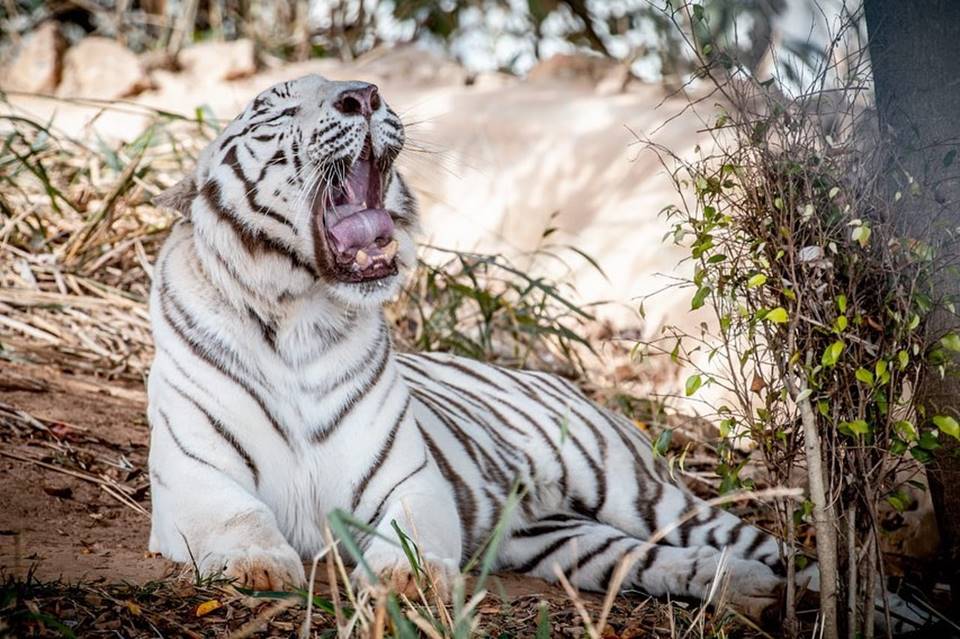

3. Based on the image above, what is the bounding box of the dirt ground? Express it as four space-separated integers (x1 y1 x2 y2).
2 358 746 638
0 361 165 584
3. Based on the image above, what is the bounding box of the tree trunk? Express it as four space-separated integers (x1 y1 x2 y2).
864 0 960 603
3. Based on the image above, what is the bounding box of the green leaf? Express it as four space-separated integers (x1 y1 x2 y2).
821 340 845 367
852 224 871 247
895 420 917 442
886 490 911 513
817 399 830 417
855 368 874 385
719 418 734 438
918 431 941 450
535 603 551 639
898 350 910 370
691 285 711 310
765 307 789 323
747 273 768 288
890 439 908 455
940 332 960 352
653 429 673 457
837 295 847 314
843 419 871 436
834 315 848 332
685 374 703 396
933 415 960 440
876 360 888 379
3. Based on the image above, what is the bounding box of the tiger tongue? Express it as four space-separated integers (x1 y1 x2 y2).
328 208 395 259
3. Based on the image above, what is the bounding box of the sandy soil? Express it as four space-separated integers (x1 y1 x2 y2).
0 360 171 584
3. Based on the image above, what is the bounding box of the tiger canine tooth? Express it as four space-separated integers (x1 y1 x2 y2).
382 240 398 260
355 249 371 267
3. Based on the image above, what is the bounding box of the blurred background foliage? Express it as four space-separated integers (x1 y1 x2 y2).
0 0 836 84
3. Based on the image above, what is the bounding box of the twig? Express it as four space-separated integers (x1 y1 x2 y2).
0 447 149 516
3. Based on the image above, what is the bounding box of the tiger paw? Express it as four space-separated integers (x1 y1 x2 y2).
358 551 455 602
202 544 306 591
717 558 785 624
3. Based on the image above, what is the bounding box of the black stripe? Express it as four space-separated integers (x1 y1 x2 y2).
511 520 585 539
634 544 660 586
744 527 770 560
678 493 696 546
350 395 411 510
156 406 216 470
573 534 628 572
150 469 169 489
419 423 477 553
304 321 387 392
311 336 392 443
365 455 428 528
157 269 291 447
639 480 663 536
514 532 584 574
727 521 747 549
247 307 277 351
223 146 297 232
200 179 316 277
683 556 700 594
167 381 260 485
403 355 568 496
413 390 511 490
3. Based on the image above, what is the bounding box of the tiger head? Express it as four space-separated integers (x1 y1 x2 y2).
156 74 417 308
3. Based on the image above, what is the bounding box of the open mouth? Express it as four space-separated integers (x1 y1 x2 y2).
318 138 398 283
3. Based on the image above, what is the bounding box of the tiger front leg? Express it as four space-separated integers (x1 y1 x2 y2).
148 424 305 591
355 485 462 601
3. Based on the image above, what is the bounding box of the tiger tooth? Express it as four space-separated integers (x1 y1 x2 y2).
355 249 370 268
382 240 398 261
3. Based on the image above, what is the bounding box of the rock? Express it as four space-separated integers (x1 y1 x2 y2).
0 22 65 94
354 45 468 87
178 39 257 84
58 37 150 99
527 53 621 85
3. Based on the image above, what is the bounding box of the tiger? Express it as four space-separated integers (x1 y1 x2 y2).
146 74 928 632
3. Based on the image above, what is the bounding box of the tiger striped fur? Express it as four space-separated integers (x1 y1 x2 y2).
147 74 928 631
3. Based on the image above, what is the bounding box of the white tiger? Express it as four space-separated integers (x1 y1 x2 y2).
147 74 928 631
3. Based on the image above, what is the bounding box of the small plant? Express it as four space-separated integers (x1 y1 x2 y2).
639 5 958 637
390 238 602 380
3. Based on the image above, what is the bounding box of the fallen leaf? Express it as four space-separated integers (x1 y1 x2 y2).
865 316 883 332
125 601 142 616
195 599 222 617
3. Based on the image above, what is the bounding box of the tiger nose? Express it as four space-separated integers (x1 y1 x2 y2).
333 83 381 118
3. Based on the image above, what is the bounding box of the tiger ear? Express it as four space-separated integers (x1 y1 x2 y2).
154 175 198 218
